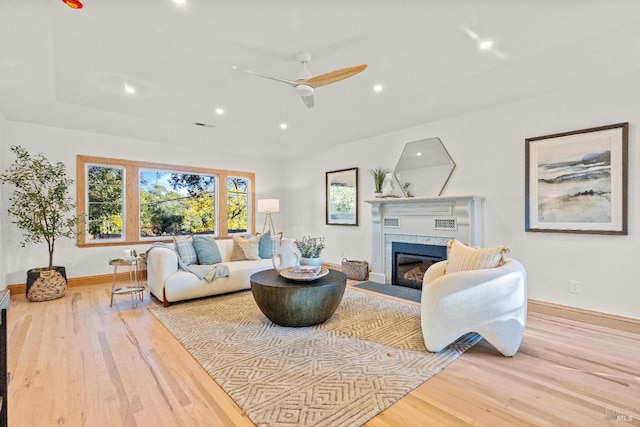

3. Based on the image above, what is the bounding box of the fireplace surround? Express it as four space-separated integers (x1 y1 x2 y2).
366 195 484 285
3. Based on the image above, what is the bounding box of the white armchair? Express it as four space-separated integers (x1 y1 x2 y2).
420 258 527 357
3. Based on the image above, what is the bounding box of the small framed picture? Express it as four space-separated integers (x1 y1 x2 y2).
326 168 358 226
525 122 628 234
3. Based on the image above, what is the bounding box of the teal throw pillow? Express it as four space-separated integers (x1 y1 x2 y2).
246 231 279 259
192 235 223 265
258 231 273 259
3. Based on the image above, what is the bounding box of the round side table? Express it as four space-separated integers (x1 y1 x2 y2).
108 258 145 307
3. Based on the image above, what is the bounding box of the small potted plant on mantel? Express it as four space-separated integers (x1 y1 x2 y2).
295 236 325 266
368 167 390 197
0 145 81 301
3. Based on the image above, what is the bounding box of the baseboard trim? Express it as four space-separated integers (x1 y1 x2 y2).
323 262 341 270
8 271 148 295
528 299 639 334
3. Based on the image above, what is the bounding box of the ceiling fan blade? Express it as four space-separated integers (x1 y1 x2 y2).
232 65 297 86
302 64 367 88
301 94 314 108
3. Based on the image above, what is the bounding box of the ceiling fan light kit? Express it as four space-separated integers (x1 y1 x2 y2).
295 84 313 97
233 51 367 108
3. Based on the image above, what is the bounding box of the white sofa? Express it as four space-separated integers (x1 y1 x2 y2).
146 238 273 306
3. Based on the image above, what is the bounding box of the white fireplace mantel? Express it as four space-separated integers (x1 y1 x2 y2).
366 195 484 284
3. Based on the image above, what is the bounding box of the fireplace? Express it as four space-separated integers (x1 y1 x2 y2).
392 242 447 289
366 195 484 285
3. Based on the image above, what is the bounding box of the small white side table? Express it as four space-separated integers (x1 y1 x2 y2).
108 258 145 307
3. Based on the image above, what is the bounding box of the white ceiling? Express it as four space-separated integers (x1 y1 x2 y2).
2 0 640 159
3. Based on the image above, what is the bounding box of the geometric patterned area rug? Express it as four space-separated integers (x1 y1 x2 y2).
149 289 480 427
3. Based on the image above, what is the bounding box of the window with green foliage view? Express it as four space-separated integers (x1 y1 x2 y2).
227 177 248 233
77 156 254 245
139 170 217 237
87 165 124 240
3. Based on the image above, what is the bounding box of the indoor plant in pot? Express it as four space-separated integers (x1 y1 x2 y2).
0 145 81 301
368 167 390 197
294 236 325 266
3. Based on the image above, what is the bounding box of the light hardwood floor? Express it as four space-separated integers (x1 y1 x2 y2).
7 282 639 426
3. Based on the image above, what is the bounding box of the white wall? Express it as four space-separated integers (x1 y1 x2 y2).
282 71 640 320
1 122 284 286
0 113 7 292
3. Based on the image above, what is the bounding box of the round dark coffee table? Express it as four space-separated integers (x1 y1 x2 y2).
250 269 347 327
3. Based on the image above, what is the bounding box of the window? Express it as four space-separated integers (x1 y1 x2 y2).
76 155 255 246
87 165 124 240
227 177 248 233
139 170 217 237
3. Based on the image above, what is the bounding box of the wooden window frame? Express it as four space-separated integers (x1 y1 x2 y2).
76 155 255 247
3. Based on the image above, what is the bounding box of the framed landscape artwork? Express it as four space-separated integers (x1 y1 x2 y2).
326 167 358 226
525 122 628 235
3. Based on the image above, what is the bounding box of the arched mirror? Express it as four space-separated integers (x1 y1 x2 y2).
393 137 456 197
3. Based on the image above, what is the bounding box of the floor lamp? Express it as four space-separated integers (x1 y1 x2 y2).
257 199 279 236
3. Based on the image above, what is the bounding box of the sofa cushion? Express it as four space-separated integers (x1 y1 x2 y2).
245 231 283 259
231 235 261 261
192 235 222 265
445 239 507 274
258 231 273 259
174 235 197 265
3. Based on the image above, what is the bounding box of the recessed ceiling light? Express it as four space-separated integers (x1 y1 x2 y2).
373 84 384 92
280 123 288 130
479 40 493 50
124 83 136 95
173 0 186 5
215 108 224 115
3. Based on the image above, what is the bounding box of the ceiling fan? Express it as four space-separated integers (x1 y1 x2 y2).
233 52 367 108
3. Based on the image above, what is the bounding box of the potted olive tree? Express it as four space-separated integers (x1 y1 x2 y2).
0 145 81 301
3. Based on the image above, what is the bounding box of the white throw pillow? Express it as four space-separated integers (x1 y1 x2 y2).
231 235 261 261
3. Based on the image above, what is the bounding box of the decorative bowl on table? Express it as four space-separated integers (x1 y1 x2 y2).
279 266 329 282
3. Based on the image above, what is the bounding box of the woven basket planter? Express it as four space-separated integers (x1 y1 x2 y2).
26 266 67 302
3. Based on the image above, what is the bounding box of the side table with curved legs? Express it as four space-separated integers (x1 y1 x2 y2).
108 258 145 307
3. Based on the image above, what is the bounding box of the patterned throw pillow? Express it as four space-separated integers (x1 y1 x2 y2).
445 239 507 274
192 235 223 265
231 235 261 261
174 235 197 265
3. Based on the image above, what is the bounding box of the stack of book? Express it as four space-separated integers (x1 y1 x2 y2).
286 265 321 279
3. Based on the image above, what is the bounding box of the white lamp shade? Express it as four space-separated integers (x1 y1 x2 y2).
257 199 280 213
